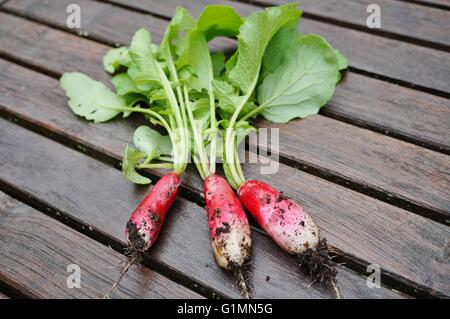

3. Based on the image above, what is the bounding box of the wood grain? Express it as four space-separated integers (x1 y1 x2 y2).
0 192 201 299
255 0 450 49
1 62 447 297
0 118 403 299
0 15 449 217
3 1 450 154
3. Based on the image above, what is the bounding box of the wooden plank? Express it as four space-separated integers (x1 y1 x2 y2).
255 0 450 49
1 63 446 298
0 192 201 299
0 118 403 299
3 2 449 154
0 13 448 219
71 0 450 94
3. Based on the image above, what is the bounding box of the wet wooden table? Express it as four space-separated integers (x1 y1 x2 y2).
0 0 449 299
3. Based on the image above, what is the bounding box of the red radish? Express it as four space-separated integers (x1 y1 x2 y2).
125 171 181 251
204 174 252 298
103 171 180 298
238 179 340 298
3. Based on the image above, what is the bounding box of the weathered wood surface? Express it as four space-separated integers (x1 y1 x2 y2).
1 61 449 297
3 2 450 154
0 192 201 299
1 12 449 221
0 118 403 299
0 0 449 299
258 0 450 49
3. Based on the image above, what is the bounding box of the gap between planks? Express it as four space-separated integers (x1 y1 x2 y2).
395 0 450 11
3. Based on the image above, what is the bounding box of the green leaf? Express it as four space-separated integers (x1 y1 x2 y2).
111 73 144 96
128 29 161 86
191 98 211 132
133 126 172 159
334 48 348 71
196 5 242 40
211 52 226 78
103 47 131 74
257 34 340 123
213 80 241 113
228 4 301 94
60 72 125 123
260 25 298 81
122 145 151 184
159 7 196 60
177 5 242 92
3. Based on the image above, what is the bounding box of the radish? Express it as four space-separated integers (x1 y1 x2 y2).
125 171 181 252
237 180 339 298
204 174 252 298
103 171 181 298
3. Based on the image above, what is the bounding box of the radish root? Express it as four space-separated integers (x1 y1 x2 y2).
102 250 141 299
296 238 341 299
233 266 252 299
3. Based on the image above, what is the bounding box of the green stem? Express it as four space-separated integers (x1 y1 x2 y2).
157 156 174 162
239 101 267 122
155 62 185 175
101 106 178 169
224 77 258 188
183 86 210 177
234 143 245 184
138 163 174 169
192 154 206 180
208 91 217 174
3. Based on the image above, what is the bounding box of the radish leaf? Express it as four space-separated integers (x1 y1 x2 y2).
257 34 340 123
122 145 151 184
133 126 172 159
228 4 301 94
103 47 131 74
60 72 125 123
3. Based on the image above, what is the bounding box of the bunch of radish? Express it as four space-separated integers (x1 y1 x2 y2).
60 3 346 299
